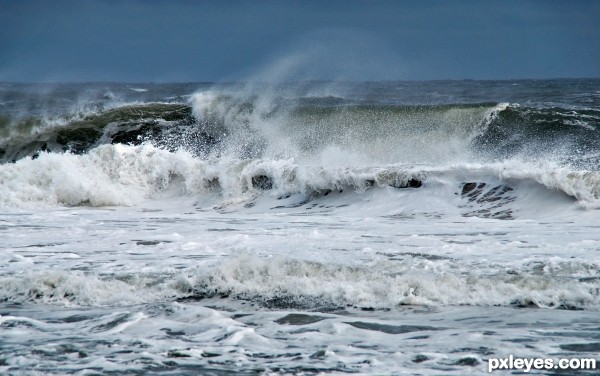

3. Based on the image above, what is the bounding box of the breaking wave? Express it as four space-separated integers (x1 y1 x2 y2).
1 82 600 211
2 253 599 310
0 143 598 211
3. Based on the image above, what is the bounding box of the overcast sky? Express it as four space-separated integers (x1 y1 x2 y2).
1 0 599 82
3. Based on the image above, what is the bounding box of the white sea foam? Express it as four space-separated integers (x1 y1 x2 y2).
0 144 201 207
1 252 598 309
0 271 166 306
189 253 600 309
1 143 599 210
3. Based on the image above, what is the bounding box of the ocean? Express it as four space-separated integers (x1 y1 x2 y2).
1 79 600 375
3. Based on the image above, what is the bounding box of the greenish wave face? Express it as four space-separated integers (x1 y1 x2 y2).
0 103 194 162
1 80 600 167
472 106 600 167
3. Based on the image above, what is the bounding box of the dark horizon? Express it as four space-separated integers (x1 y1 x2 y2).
2 77 600 86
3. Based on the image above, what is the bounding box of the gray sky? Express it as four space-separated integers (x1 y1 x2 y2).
1 0 599 82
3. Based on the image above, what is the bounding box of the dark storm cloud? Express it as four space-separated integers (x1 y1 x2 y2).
0 0 598 82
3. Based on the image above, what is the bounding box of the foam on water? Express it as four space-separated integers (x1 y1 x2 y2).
1 195 599 374
189 253 600 309
0 144 200 207
1 142 599 210
2 250 599 309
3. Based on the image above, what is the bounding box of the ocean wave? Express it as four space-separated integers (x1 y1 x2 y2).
0 144 200 207
2 89 598 171
0 102 192 162
0 143 598 211
189 253 600 309
2 253 599 309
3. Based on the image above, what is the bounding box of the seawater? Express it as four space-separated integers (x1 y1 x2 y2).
1 80 600 375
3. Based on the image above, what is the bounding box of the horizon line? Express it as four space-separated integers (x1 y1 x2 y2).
2 77 600 85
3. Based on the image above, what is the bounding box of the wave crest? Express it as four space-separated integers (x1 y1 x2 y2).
3 254 598 309
189 253 600 309
1 143 600 210
0 144 199 207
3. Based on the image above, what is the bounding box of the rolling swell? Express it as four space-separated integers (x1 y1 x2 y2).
0 103 197 162
3 93 598 166
473 105 600 167
3 98 499 163
188 97 600 167
189 94 505 162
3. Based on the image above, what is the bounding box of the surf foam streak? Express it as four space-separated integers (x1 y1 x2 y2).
190 254 600 309
0 271 172 306
1 254 598 309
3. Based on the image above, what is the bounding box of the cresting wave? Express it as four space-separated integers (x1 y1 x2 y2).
0 143 599 209
1 253 599 309
0 96 508 163
3 91 599 166
0 102 193 162
1 88 599 210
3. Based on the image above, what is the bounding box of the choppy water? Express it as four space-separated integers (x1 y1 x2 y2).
1 80 600 374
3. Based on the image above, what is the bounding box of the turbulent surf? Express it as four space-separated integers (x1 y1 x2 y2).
1 80 600 374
